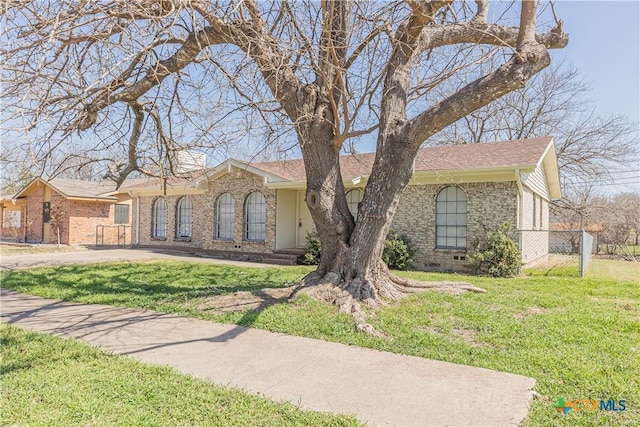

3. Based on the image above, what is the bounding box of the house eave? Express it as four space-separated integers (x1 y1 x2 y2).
65 196 118 202
409 166 531 185
128 188 207 197
0 197 27 207
538 138 562 199
208 159 290 184
266 177 371 190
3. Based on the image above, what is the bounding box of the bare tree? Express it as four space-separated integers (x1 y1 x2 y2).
552 188 640 258
433 63 638 184
48 205 65 246
599 192 640 255
2 1 568 329
550 186 603 252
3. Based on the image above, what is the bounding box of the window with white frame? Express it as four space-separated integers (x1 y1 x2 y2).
175 196 193 239
152 198 167 238
435 186 467 249
346 189 363 219
3 210 21 228
215 193 234 240
244 192 266 241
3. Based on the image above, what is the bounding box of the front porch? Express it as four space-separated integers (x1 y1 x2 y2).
275 189 314 250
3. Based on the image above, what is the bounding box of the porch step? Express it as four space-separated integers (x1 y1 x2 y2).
261 257 298 266
262 250 302 265
273 248 305 256
267 253 301 261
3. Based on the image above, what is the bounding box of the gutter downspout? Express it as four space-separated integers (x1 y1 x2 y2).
515 168 524 231
515 168 524 273
136 195 140 246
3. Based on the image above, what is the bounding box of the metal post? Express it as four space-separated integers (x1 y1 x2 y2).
579 229 584 277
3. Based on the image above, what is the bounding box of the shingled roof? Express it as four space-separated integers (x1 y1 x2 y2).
13 177 149 201
120 137 558 197
243 137 554 182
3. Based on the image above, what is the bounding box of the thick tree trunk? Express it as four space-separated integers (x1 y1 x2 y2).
294 118 484 333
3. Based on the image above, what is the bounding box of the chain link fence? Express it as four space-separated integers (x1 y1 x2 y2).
520 229 595 277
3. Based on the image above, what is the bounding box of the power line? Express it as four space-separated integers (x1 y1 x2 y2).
568 181 640 188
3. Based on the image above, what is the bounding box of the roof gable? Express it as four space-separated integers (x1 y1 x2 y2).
14 177 118 201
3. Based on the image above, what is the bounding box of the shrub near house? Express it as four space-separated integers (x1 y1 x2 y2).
302 231 415 270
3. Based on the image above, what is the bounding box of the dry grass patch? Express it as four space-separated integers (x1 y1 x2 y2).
196 286 295 313
513 306 566 320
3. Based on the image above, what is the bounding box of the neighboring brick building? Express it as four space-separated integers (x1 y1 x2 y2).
0 192 26 242
121 137 561 271
2 178 136 245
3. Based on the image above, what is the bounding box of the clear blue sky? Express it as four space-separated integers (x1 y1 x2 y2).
552 1 640 120
550 1 639 193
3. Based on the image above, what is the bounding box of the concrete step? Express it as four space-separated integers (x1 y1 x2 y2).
273 248 306 256
265 253 301 261
261 257 298 266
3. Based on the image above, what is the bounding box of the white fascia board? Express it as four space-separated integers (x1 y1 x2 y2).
204 159 290 184
409 167 529 185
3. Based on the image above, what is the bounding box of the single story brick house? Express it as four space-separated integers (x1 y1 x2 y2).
0 178 137 245
120 137 560 270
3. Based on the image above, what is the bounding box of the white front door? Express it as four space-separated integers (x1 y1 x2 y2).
297 192 315 247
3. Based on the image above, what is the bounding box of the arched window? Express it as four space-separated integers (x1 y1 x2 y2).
175 196 193 239
244 192 266 241
435 186 467 249
346 189 363 219
215 193 234 240
152 198 167 238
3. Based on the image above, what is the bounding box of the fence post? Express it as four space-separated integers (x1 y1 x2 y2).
579 229 584 277
579 229 595 278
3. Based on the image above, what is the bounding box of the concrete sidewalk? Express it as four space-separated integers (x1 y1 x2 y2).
1 289 536 426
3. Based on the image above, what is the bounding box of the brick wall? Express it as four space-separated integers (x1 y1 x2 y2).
0 205 26 241
135 192 208 249
133 168 276 253
25 187 44 243
66 198 121 245
392 181 519 271
201 169 276 253
23 185 131 245
132 175 531 273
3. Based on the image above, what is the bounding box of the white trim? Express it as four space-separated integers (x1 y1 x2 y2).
515 169 524 231
135 195 140 245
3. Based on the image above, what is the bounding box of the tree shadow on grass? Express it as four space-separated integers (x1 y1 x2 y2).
1 263 303 358
0 263 301 306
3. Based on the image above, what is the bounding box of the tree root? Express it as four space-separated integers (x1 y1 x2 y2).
389 275 486 295
290 270 485 336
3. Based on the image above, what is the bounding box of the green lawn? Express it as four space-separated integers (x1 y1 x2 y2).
1 324 358 426
589 258 640 283
598 244 640 257
523 254 580 277
1 260 638 426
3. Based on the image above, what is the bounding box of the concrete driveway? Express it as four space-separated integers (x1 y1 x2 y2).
0 247 271 270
